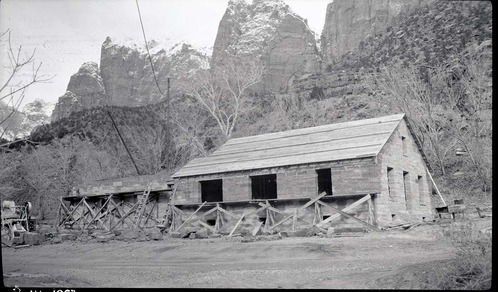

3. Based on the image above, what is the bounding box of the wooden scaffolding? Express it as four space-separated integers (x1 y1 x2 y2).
57 183 168 231
162 192 381 235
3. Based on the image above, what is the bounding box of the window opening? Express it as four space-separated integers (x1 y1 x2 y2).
403 171 410 210
200 179 223 202
387 167 394 199
251 174 277 200
402 136 407 156
316 168 332 196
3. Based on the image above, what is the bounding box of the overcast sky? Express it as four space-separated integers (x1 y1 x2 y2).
0 0 331 111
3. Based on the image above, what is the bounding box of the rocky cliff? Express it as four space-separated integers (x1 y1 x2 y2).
321 0 428 66
212 0 321 93
51 62 106 121
52 37 209 121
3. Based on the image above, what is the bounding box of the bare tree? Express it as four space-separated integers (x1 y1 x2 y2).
178 55 265 140
0 30 53 139
364 65 454 175
364 53 491 191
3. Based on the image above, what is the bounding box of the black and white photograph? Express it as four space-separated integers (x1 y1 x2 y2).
0 0 492 289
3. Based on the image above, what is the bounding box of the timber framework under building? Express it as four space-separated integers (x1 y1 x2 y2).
58 113 436 235
170 113 435 234
57 174 174 231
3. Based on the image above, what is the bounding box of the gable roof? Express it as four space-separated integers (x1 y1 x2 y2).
173 113 407 178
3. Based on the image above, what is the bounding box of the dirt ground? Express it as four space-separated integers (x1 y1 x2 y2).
1 219 490 289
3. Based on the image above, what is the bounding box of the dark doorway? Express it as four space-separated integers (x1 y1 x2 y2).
200 179 223 202
251 174 277 200
316 168 332 196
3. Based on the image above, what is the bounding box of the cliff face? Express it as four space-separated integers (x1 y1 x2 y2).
51 38 209 121
51 62 106 121
321 0 428 66
100 37 210 106
212 0 321 93
264 14 321 92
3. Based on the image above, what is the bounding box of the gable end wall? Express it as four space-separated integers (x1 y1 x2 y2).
376 118 434 226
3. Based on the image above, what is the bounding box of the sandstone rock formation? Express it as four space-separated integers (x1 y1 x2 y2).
66 62 106 108
51 91 84 121
321 0 428 66
264 13 321 92
212 0 321 93
51 37 209 121
100 37 209 107
51 62 105 121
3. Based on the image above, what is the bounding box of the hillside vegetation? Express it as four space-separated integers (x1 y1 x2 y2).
332 0 492 71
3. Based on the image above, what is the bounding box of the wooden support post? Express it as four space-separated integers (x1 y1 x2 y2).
313 202 322 225
367 195 375 225
268 208 275 227
56 201 62 232
168 205 175 232
174 201 207 232
292 209 298 231
229 213 245 237
426 168 446 206
252 221 263 236
264 207 271 232
214 204 221 232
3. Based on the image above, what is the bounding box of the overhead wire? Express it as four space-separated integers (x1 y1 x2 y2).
135 0 172 172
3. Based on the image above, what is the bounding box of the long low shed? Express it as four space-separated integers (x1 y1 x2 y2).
171 113 435 231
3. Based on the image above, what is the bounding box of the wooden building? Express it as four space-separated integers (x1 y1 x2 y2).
171 113 435 231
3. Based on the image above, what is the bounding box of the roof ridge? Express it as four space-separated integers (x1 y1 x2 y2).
226 113 405 145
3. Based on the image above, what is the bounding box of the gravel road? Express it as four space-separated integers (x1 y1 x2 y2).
2 226 457 289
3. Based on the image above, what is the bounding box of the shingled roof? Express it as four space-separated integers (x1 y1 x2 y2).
173 113 408 178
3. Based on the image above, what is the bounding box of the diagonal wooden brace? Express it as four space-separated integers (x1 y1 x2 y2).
316 194 373 228
268 192 327 231
316 199 380 231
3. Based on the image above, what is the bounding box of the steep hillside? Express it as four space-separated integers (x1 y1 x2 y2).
293 0 492 101
321 0 429 66
35 102 169 145
333 0 492 71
